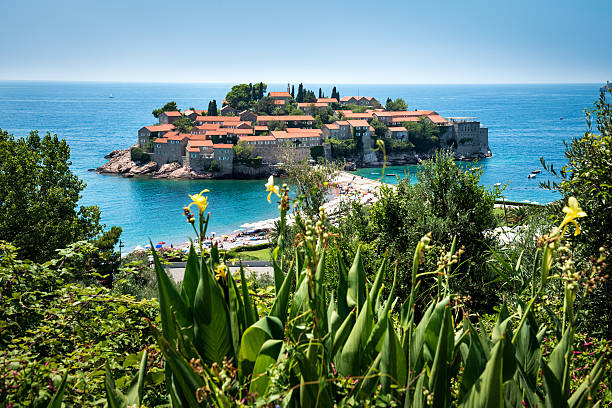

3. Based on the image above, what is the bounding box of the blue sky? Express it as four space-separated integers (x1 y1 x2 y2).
1 0 610 84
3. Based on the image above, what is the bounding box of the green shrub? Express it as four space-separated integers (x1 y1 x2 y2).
130 146 150 163
209 159 221 172
310 144 324 160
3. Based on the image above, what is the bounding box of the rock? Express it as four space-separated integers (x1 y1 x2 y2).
96 149 159 175
344 162 357 171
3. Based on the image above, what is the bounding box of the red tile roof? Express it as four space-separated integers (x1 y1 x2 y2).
340 96 375 102
272 131 321 139
388 127 408 131
213 144 234 149
286 128 322 134
297 102 329 108
239 135 276 142
335 121 350 126
186 146 199 153
317 98 338 103
269 92 292 98
254 125 268 131
257 115 315 122
162 111 182 117
196 116 241 122
189 140 213 147
273 100 286 105
324 123 340 129
144 124 175 132
346 120 370 128
155 138 168 144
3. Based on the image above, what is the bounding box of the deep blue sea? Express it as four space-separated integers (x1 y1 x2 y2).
0 82 602 250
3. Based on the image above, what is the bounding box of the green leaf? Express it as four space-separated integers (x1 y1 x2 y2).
270 258 295 326
368 256 387 307
357 353 382 398
192 258 233 364
380 315 407 394
249 339 283 396
126 350 148 407
459 320 488 402
337 294 374 376
151 243 192 346
548 328 574 400
227 272 243 356
239 316 283 376
461 339 504 408
105 362 126 408
239 264 257 326
347 246 366 311
272 252 284 294
181 243 200 308
47 371 68 408
568 355 605 408
541 363 569 408
331 308 356 359
428 305 452 408
336 249 350 320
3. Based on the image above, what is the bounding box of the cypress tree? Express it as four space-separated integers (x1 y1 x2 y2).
291 85 295 99
259 82 264 100
318 88 322 98
297 83 304 103
208 100 218 116
249 83 254 101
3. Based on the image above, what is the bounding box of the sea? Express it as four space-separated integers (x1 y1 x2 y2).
0 82 602 250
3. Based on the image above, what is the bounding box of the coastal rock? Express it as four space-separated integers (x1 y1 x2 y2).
96 148 160 175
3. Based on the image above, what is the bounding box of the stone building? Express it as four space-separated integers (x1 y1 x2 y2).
212 144 234 176
238 135 278 163
220 105 237 116
138 124 175 148
159 111 182 125
339 96 379 107
256 115 315 128
441 118 490 158
185 140 214 171
151 132 189 164
387 127 408 141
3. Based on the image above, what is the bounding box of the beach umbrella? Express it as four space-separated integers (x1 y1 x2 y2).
155 244 162 249
222 235 229 238
158 241 166 245
144 244 151 249
133 245 144 251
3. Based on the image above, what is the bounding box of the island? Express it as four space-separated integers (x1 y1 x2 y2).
97 83 491 178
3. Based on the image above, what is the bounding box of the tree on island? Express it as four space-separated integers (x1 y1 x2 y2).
233 140 255 160
152 101 178 118
225 84 252 110
254 82 267 101
291 85 295 99
173 116 194 133
254 96 275 115
386 97 408 111
0 129 120 262
207 99 218 116
296 83 304 102
331 86 340 101
318 88 323 98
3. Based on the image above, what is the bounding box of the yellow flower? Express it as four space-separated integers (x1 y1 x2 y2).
265 176 280 203
560 196 587 236
187 189 210 214
214 264 227 280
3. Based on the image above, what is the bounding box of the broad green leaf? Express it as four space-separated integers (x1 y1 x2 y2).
272 252 284 294
193 257 233 364
227 272 243 355
568 356 605 408
250 339 283 396
239 264 257 326
156 335 205 407
423 296 451 362
337 295 374 375
357 353 382 398
298 341 333 408
548 327 574 400
336 248 350 320
151 243 192 346
239 316 283 376
126 350 148 407
347 246 366 311
428 305 452 408
461 339 504 408
105 362 126 408
181 243 200 308
541 363 569 408
368 256 387 307
270 257 295 325
380 315 407 394
459 320 488 402
332 309 356 359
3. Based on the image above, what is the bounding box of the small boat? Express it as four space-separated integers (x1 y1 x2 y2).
385 173 397 177
530 170 541 174
527 174 536 179
109 93 114 98
560 117 563 120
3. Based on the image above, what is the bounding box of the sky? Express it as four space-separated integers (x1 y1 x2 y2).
1 0 610 84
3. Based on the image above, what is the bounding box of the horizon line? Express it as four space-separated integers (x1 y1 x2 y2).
0 79 607 86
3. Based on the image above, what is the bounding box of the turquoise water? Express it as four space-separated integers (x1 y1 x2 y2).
0 81 602 249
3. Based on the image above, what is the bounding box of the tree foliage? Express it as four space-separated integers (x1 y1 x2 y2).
0 129 109 262
403 118 441 152
207 99 218 116
152 101 178 118
171 116 194 133
385 97 408 111
542 85 612 337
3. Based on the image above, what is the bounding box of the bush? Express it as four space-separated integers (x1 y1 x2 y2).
209 159 221 172
310 145 324 160
351 151 499 311
130 146 150 163
542 86 612 338
328 137 357 159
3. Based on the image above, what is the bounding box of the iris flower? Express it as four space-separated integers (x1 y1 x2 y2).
187 189 210 214
560 196 587 236
265 176 280 203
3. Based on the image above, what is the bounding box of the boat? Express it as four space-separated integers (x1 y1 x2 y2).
527 174 536 179
385 173 397 177
530 170 541 174
109 93 114 98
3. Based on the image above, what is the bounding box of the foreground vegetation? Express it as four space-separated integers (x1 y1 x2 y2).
0 89 610 406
